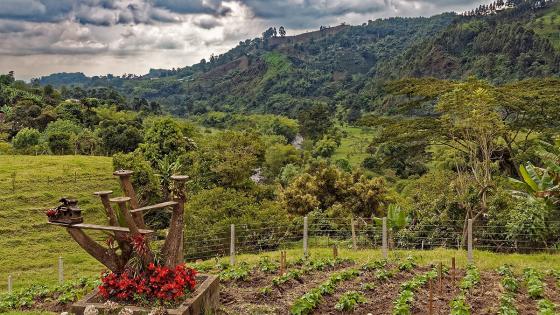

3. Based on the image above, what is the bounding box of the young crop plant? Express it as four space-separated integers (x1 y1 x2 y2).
361 259 387 272
393 268 438 315
537 299 557 315
258 256 279 274
459 264 480 290
450 294 470 315
375 268 396 282
398 256 417 272
290 269 360 315
361 282 376 291
219 262 251 281
497 265 519 315
449 264 479 315
523 267 545 299
498 293 519 315
335 291 366 311
272 270 303 287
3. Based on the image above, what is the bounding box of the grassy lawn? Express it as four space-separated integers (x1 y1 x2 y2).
0 155 119 291
331 125 374 168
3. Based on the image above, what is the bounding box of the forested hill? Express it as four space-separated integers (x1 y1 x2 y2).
37 0 560 118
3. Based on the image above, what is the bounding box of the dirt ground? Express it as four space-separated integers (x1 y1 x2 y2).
217 263 560 315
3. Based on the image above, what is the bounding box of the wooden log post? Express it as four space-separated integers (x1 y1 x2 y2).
280 251 286 275
332 245 338 260
438 262 443 294
382 217 388 259
94 191 132 258
351 217 357 251
66 227 124 272
161 175 188 267
230 224 236 266
113 170 146 229
303 216 308 258
452 257 456 284
467 219 473 264
110 196 154 266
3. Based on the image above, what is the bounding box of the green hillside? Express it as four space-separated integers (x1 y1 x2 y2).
0 155 118 290
528 1 560 49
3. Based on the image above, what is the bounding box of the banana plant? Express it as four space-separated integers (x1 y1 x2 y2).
509 163 560 204
374 204 409 248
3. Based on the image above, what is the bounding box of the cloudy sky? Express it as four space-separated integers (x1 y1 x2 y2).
0 0 487 80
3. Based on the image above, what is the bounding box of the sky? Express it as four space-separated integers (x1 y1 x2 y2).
0 0 488 80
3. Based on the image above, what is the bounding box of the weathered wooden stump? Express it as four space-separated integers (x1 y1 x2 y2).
49 170 219 314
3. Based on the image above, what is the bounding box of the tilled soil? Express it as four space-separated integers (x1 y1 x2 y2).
411 269 466 314
217 265 560 315
219 261 355 315
317 266 428 315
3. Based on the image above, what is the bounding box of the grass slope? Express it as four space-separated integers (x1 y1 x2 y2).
0 155 120 291
331 126 374 168
528 1 560 49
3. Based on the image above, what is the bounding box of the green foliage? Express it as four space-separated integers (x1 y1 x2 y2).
140 117 196 167
498 293 518 315
12 128 41 152
334 291 366 311
312 136 338 158
393 269 438 315
290 269 359 315
460 265 481 290
537 299 557 315
258 256 279 274
0 277 97 313
219 262 251 281
523 267 545 299
397 256 417 272
112 151 161 205
450 294 471 315
280 160 389 217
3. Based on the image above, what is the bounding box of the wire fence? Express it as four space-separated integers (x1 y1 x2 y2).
183 217 560 261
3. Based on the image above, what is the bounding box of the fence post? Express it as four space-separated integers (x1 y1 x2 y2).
7 275 12 294
382 217 388 259
230 224 235 266
351 217 357 250
303 216 308 258
467 219 473 264
58 256 64 284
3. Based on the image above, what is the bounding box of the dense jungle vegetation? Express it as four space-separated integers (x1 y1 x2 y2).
1 0 560 253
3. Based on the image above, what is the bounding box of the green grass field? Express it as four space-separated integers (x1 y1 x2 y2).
529 2 560 49
331 126 374 168
0 155 119 291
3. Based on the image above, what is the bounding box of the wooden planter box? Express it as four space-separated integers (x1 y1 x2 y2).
71 275 219 315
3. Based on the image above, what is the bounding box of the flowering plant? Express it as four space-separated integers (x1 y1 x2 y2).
98 264 197 304
45 209 59 217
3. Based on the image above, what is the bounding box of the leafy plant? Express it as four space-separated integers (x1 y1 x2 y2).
258 256 279 274
393 269 438 315
460 265 480 290
450 294 470 315
361 282 376 291
498 265 519 293
498 293 518 315
537 299 557 315
523 267 545 299
290 269 360 315
335 291 366 311
361 259 387 272
219 262 251 281
375 269 395 282
398 256 417 272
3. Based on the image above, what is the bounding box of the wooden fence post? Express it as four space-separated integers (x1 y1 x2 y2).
467 219 473 264
382 217 388 259
7 275 12 294
303 216 308 258
58 256 64 284
230 224 235 266
351 217 357 250
452 257 456 284
332 245 338 260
